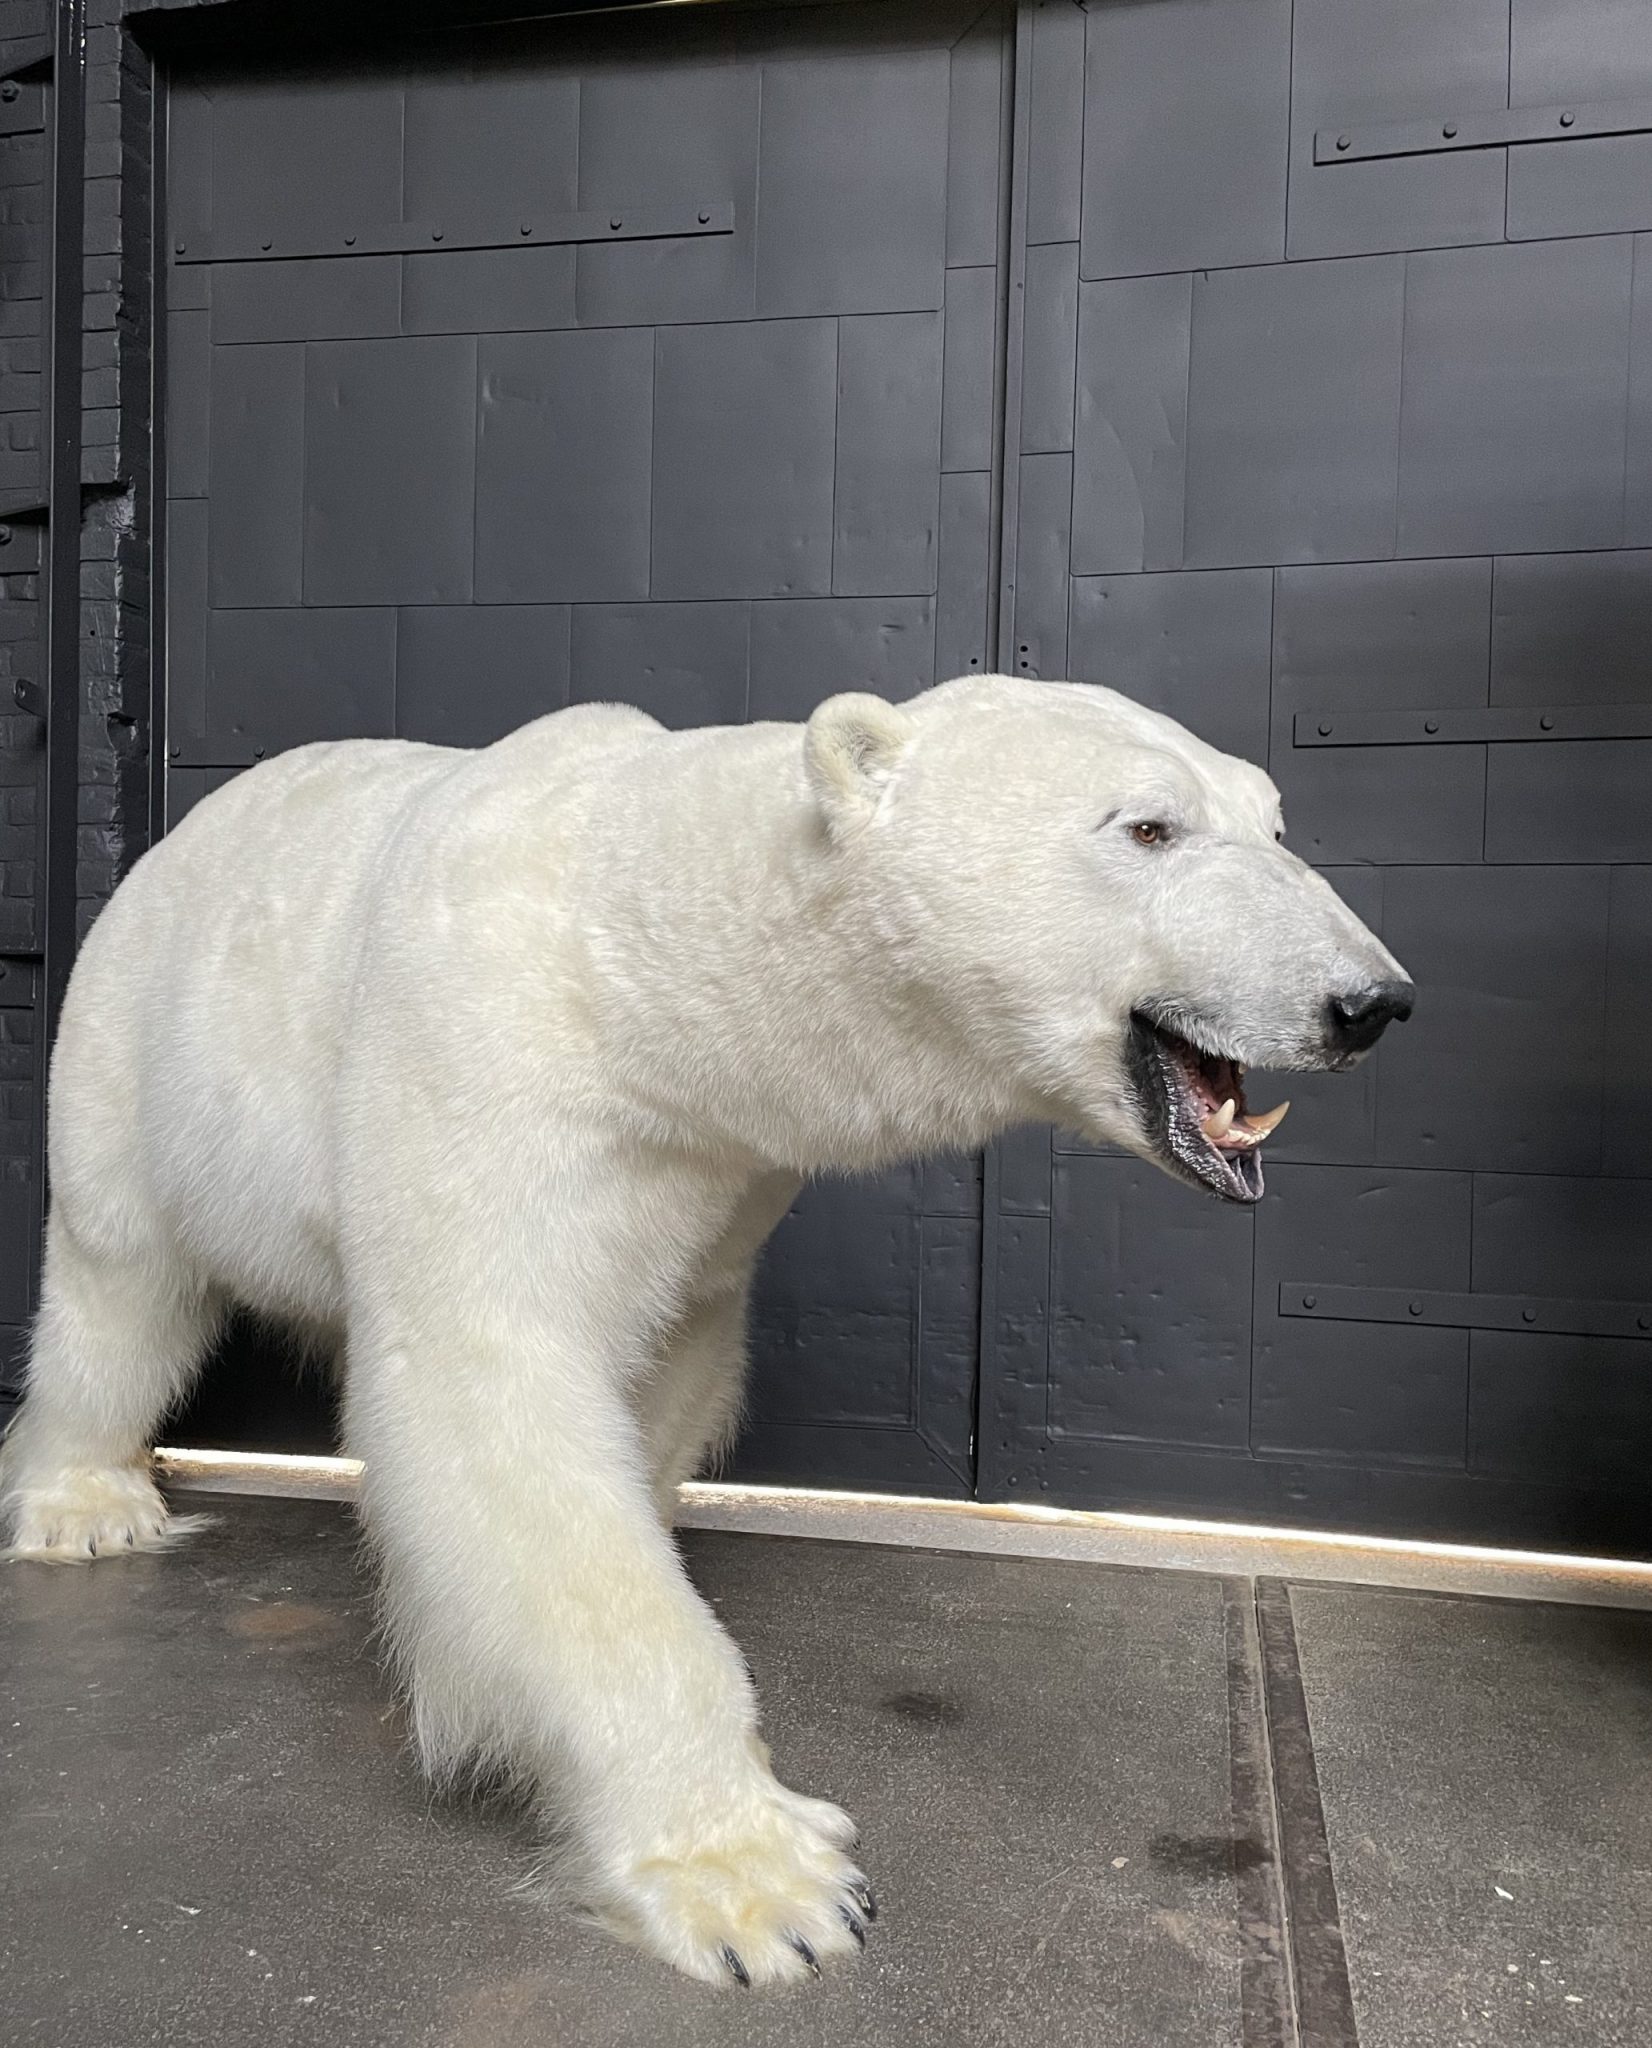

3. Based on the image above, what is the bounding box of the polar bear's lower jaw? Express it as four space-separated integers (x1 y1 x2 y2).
1127 1013 1271 1205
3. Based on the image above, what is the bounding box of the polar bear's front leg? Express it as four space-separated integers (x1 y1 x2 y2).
346 1281 871 1986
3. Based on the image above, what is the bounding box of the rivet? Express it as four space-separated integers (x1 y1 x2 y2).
169 744 180 760
610 216 623 230
1302 1294 1317 1310
174 239 186 256
260 237 272 251
253 745 265 760
1559 110 1575 127
432 228 444 242
1522 1308 1537 1324
520 223 533 235
344 233 356 247
1317 720 1333 737
1443 123 1458 139
0 527 9 546
698 209 710 225
1424 718 1439 734
1638 1314 1650 1332
1408 1300 1423 1316
0 82 18 103
1335 134 1350 151
1539 713 1554 731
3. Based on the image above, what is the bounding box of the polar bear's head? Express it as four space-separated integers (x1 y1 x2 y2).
804 674 1411 1204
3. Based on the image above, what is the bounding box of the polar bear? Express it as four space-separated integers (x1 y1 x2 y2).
1 673 1409 1984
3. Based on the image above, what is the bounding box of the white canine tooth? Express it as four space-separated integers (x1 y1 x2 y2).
1202 1098 1237 1141
1245 1100 1291 1137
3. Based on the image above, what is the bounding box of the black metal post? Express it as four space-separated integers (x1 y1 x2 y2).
36 0 86 1248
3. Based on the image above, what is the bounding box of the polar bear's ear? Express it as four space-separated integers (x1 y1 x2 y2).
804 694 915 832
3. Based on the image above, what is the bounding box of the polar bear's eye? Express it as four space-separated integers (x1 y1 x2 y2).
1129 820 1168 847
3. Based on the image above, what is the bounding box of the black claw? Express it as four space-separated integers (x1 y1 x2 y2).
840 1904 867 1948
787 1933 821 1978
722 1946 750 1989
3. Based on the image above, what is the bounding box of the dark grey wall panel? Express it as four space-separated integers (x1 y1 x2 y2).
1377 865 1610 1176
570 601 749 729
575 60 759 327
1080 0 1290 280
1252 1165 1471 1466
1484 551 1652 863
748 597 935 721
1270 558 1490 867
207 342 304 607
402 69 578 223
940 265 997 474
1628 237 1652 545
1506 0 1652 240
1020 241 1077 455
934 469 992 680
396 605 572 748
475 327 653 605
1473 1173 1652 1307
1603 867 1652 1179
1011 453 1070 681
304 337 477 608
165 310 209 499
1397 239 1635 558
167 79 212 255
833 312 943 598
205 607 396 750
1469 1332 1652 1489
748 1173 919 1426
652 319 837 601
165 498 209 745
1048 1154 1253 1450
404 249 574 341
1070 273 1191 576
755 46 949 317
1286 0 1509 261
208 80 402 250
1183 256 1404 569
945 6 1004 270
1068 568 1271 765
214 255 402 346
1024 0 1084 247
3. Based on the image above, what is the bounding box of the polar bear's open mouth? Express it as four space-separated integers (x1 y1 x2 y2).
1127 1011 1290 1205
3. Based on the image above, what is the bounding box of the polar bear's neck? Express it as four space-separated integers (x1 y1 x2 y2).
563 721 1026 1174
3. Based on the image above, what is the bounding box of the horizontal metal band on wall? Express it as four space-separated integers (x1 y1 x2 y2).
1315 94 1652 166
1281 1284 1652 1341
167 737 265 769
172 201 735 266
1293 705 1652 747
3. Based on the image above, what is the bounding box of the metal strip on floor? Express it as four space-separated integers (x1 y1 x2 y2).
1255 1578 1361 2048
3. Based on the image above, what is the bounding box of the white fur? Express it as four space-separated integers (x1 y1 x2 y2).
0 675 1402 1983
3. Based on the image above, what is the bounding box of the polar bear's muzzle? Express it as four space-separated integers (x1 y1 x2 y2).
1127 1013 1292 1205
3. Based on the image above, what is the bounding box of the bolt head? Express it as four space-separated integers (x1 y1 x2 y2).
1443 123 1458 139
610 216 623 230
1560 110 1575 126
0 527 10 546
174 240 186 256
431 228 444 242
1522 1308 1537 1323
1408 1301 1423 1316
1424 718 1439 734
1335 134 1350 150
1302 1294 1317 1310
1539 714 1554 731
698 209 710 224
520 223 532 235
0 82 18 102
1317 720 1333 737
260 237 272 250
344 234 356 247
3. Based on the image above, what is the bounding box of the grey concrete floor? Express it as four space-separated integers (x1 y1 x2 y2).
4 1493 1650 2048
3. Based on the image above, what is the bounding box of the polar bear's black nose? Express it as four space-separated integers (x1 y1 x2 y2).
1326 980 1414 1056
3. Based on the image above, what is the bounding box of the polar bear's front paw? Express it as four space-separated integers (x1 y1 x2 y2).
596 1790 875 1987
2 1464 207 1563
